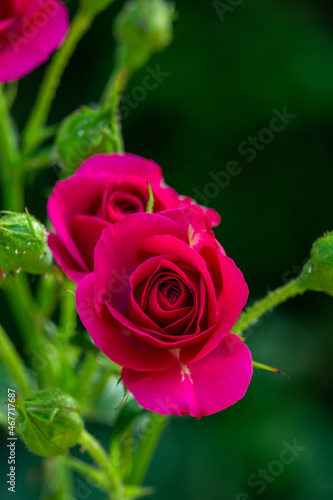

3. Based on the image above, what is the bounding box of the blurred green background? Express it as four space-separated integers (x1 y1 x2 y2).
1 0 333 498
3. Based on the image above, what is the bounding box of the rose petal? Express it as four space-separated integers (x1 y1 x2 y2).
76 153 164 183
138 234 217 326
70 215 109 271
93 213 187 314
0 0 69 83
48 173 109 271
179 255 249 364
48 232 88 283
122 334 253 418
76 273 175 371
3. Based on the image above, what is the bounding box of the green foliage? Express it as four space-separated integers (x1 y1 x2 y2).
0 211 52 274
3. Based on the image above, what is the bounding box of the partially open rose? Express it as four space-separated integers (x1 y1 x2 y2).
76 206 252 417
0 0 68 83
48 153 220 282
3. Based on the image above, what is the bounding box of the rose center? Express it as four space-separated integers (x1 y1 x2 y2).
115 197 141 215
106 190 146 221
159 281 182 305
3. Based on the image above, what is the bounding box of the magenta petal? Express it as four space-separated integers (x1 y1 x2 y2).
179 254 249 364
93 214 187 313
76 153 163 183
122 334 253 418
70 215 109 271
0 0 69 83
48 232 88 283
48 174 108 271
76 273 175 371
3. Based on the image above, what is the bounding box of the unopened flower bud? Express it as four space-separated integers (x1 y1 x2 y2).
56 102 123 176
16 388 83 457
0 212 52 274
114 0 174 78
299 231 333 296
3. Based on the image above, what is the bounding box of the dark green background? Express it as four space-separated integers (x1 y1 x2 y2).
1 0 333 498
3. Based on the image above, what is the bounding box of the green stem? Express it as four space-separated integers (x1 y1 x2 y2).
58 280 77 345
3 275 57 388
0 411 7 427
74 353 99 405
0 85 22 211
78 429 128 499
64 455 110 491
41 457 74 500
127 413 168 485
0 324 31 397
23 148 52 173
3 274 46 343
36 275 60 318
0 85 18 164
232 278 306 335
23 11 92 154
79 429 113 479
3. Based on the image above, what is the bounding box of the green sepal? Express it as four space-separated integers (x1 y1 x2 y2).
115 377 131 410
16 388 83 457
146 182 154 213
298 231 333 296
0 211 52 274
253 361 281 374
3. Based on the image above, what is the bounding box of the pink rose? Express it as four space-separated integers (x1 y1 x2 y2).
48 153 220 282
0 0 69 83
76 206 252 417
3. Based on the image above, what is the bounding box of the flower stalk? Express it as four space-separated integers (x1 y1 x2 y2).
127 413 168 485
0 324 31 397
233 278 306 336
23 10 93 154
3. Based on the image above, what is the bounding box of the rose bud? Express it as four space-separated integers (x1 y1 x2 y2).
0 211 52 274
48 153 220 282
0 0 69 83
56 101 122 176
113 0 174 81
16 388 83 457
299 231 333 296
76 206 252 418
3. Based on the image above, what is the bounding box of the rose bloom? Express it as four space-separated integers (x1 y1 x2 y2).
0 0 68 83
76 206 252 417
48 153 220 282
